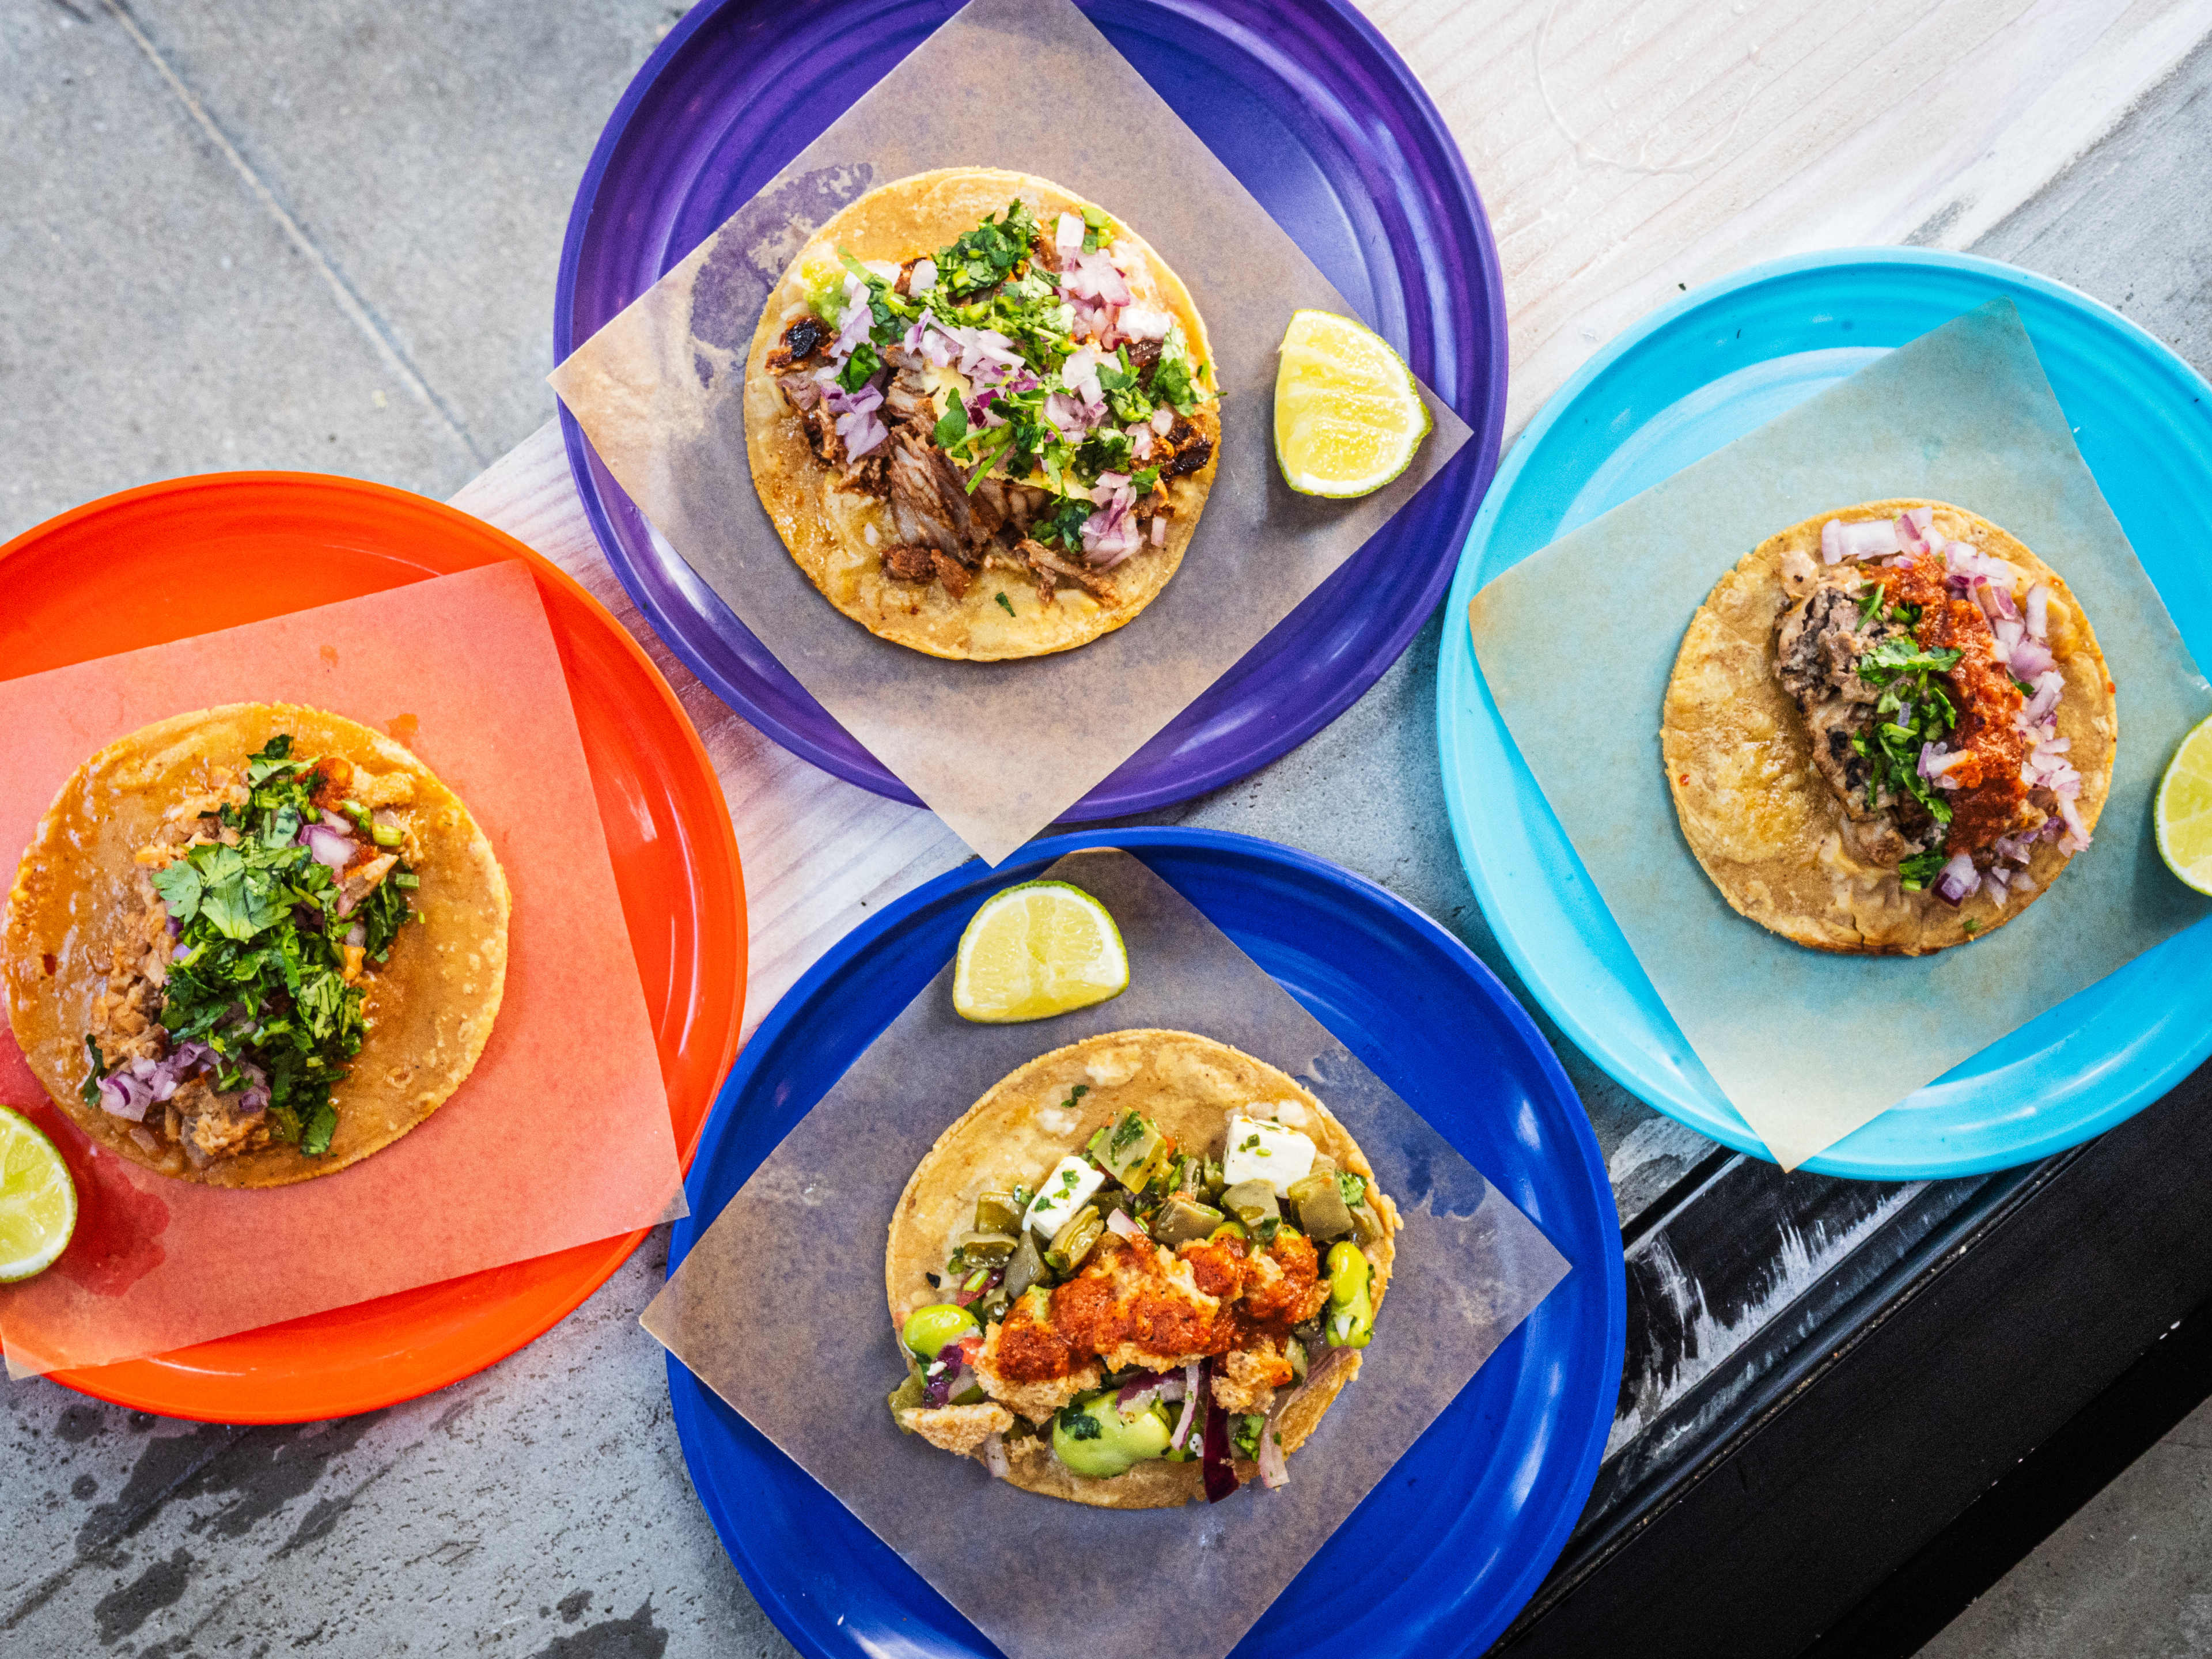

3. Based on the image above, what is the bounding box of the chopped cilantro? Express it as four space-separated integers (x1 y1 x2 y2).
1897 848 1950 892
934 199 1039 298
134 734 419 1154
80 1036 107 1104
1336 1171 1368 1210
1059 1084 1090 1112
836 342 881 392
995 592 1016 618
1963 916 1983 936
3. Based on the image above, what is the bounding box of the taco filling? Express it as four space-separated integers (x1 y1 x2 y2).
79 733 419 1165
888 1098 1384 1501
767 196 1217 610
1775 506 2089 910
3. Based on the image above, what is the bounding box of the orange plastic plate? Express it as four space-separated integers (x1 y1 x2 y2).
0 473 745 1422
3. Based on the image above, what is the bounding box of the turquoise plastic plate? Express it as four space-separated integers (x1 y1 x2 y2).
1437 248 2212 1179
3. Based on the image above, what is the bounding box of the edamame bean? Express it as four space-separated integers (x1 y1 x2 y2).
1324 1241 1374 1349
902 1302 980 1360
1050 1393 1175 1479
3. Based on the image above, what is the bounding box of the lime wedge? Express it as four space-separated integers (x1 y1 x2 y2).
2156 713 2212 896
1273 308 1433 498
953 881 1128 1024
0 1107 76 1284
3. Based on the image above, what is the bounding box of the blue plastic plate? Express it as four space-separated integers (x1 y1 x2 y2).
666 828 1624 1658
1438 248 2212 1180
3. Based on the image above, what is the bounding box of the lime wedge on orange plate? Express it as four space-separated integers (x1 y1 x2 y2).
0 1107 76 1284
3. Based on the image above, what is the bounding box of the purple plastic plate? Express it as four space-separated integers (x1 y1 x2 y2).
556 0 1507 815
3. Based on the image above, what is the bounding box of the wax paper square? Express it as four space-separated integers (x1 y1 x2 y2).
642 849 1566 1659
1467 300 2212 1169
549 0 1472 865
0 563 683 1375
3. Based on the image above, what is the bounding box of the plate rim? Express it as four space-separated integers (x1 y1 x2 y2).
0 469 747 1421
552 0 1510 818
662 823 1625 1659
1436 245 2212 1180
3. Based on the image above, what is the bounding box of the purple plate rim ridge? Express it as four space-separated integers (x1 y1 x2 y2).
553 0 1507 818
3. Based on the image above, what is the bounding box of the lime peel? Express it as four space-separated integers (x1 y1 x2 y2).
952 880 1129 1024
1273 308 1432 499
2155 713 2212 897
0 1106 77 1285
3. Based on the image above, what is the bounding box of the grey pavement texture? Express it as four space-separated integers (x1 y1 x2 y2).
1 2 2209 1657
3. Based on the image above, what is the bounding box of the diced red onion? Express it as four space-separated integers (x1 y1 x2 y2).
299 822 357 869
833 281 874 359
1994 834 2035 865
1992 616 2024 661
1897 506 1937 552
1821 517 1903 565
172 942 192 962
1054 211 1083 256
1063 251 1132 308
1151 406 1174 435
908 257 938 296
1150 517 1167 547
2026 584 2050 642
1975 577 2020 624
1934 853 1978 904
2057 794 2092 851
1114 1368 1167 1410
1171 1361 1203 1451
781 376 821 410
1105 1209 1143 1241
2019 669 2065 725
1128 423 1153 461
345 922 367 948
1256 1411 1289 1490
1982 870 2011 907
2008 637 2055 680
979 1432 1009 1480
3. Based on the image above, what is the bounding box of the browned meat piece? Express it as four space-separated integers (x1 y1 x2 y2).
1127 338 1163 376
796 400 846 467
1030 232 1066 275
878 345 937 430
972 476 1045 537
764 315 828 372
887 427 976 556
1160 418 1214 480
882 543 936 582
880 541 975 601
173 1074 269 1166
776 373 823 411
1018 537 1116 602
931 550 972 599
838 452 889 497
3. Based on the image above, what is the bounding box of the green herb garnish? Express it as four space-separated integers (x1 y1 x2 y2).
995 593 1016 618
146 735 418 1154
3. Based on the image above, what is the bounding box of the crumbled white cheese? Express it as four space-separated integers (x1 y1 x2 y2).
1220 1113 1317 1198
1025 1155 1104 1240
